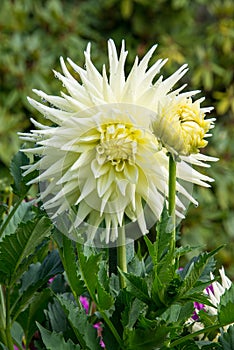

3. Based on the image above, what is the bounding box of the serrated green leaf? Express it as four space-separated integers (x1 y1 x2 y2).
77 245 102 293
120 272 151 305
10 152 31 196
178 248 222 298
61 235 85 298
37 323 81 350
96 283 114 311
218 284 234 326
144 206 175 291
218 325 234 350
0 216 51 285
125 319 172 350
57 295 100 350
1 201 35 238
20 249 63 293
126 298 147 329
10 250 61 323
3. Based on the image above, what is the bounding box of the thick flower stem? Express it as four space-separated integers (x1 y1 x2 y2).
168 154 177 253
117 226 127 289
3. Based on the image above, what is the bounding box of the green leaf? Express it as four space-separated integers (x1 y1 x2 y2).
61 235 85 298
23 289 52 347
10 152 31 197
218 284 234 326
126 298 147 329
1 201 35 238
219 325 234 350
125 319 172 350
11 321 24 349
178 248 222 298
57 295 100 350
46 298 69 333
120 272 151 305
77 245 102 293
0 216 51 285
20 249 64 293
161 302 194 324
96 283 114 311
144 207 175 303
0 342 8 350
37 323 81 350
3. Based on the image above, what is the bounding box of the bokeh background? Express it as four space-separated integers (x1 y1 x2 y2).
1 0 234 276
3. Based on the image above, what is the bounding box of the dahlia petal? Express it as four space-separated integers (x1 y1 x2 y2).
97 170 115 198
76 177 96 204
75 201 93 227
32 89 73 112
27 97 73 124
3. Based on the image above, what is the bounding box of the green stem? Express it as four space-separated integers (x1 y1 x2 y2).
169 324 221 347
0 286 7 345
117 226 127 289
5 288 14 350
168 153 177 253
0 195 23 238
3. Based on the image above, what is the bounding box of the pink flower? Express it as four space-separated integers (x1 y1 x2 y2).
94 322 105 348
80 296 105 348
79 296 89 314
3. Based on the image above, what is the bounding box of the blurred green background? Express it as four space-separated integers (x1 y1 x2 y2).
1 0 234 275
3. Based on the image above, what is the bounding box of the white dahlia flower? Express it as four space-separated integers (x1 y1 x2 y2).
20 40 217 245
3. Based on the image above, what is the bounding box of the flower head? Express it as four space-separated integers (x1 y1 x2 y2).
152 93 215 157
20 40 217 246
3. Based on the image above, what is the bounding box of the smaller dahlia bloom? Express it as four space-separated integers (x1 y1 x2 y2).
152 93 215 157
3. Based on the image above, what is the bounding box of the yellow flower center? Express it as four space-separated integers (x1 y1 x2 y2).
96 123 142 172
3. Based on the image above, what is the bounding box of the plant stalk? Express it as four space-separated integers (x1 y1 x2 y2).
168 153 177 253
5 287 14 350
117 225 127 289
0 286 7 345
